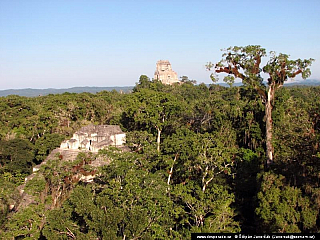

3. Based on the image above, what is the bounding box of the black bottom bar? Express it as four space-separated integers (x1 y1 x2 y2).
191 233 318 240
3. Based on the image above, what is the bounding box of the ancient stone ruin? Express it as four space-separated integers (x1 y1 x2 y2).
13 125 127 212
60 124 126 152
154 60 180 85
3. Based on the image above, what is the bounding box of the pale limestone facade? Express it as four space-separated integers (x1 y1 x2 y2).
154 60 180 85
60 125 126 152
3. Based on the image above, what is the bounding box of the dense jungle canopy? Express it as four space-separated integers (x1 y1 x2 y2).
0 75 319 238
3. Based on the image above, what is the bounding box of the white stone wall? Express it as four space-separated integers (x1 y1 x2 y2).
112 133 126 146
69 140 80 150
60 126 126 151
60 141 68 149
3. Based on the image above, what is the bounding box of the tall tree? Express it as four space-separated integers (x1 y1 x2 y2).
207 45 314 166
122 89 184 153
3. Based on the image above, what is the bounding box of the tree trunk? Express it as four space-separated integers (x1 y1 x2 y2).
202 166 215 193
167 154 178 185
202 176 214 193
157 127 161 153
265 85 275 166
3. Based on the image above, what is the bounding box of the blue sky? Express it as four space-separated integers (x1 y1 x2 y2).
0 0 319 89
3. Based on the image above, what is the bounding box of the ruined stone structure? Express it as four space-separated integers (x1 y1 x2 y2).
154 60 180 85
60 124 126 152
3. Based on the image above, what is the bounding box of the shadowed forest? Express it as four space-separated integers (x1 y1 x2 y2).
0 78 319 238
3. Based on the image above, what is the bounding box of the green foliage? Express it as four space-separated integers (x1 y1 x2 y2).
44 150 175 239
0 174 21 228
233 148 262 232
1 204 45 239
25 175 46 197
126 130 155 153
224 75 235 87
133 74 167 92
256 172 318 233
180 75 197 84
34 133 65 164
263 53 314 85
0 78 319 236
173 182 240 234
0 139 34 174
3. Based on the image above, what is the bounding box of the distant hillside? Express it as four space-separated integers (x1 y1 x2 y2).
215 79 320 88
1 79 319 97
216 82 243 87
0 86 133 97
284 79 320 86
